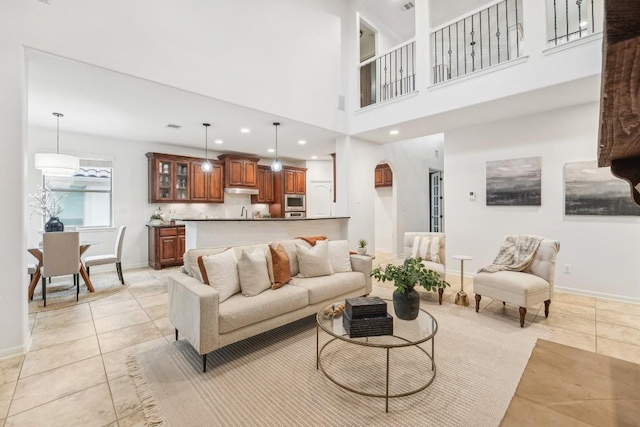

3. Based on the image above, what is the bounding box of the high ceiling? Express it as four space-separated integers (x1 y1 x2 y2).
27 50 342 162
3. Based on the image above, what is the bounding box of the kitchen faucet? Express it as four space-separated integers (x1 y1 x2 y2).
240 206 247 219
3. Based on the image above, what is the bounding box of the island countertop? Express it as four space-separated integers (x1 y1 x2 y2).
174 216 350 221
180 217 350 250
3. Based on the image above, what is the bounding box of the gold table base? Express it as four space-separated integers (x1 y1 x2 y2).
455 290 469 306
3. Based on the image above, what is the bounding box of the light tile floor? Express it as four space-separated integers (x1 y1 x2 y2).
0 256 639 426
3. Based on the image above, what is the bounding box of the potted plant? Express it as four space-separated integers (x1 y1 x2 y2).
29 186 66 232
371 257 450 320
149 207 165 225
357 238 368 255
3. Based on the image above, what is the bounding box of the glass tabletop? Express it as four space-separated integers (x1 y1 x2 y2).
317 299 438 348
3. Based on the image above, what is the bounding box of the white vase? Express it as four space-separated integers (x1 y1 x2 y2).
356 247 367 255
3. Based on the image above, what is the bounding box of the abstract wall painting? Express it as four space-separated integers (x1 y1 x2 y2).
564 160 640 216
486 156 542 206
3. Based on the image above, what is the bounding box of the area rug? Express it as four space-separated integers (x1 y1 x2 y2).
29 272 129 313
128 301 551 427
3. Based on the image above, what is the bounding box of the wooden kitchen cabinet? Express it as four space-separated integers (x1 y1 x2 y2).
283 167 306 194
251 166 275 204
218 154 259 188
147 153 191 202
148 225 185 269
191 160 224 203
375 163 393 188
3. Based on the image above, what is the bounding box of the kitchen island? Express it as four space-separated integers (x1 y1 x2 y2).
175 217 350 250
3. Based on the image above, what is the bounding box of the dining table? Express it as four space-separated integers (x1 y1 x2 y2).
27 240 100 301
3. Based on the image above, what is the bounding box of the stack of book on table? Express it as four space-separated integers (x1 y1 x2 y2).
342 296 393 338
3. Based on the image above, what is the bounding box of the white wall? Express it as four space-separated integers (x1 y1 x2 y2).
444 102 640 302
374 185 393 252
28 127 270 270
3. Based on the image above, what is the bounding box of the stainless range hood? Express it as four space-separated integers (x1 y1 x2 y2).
224 187 259 195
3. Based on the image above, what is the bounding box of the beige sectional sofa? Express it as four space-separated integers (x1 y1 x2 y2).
168 239 373 372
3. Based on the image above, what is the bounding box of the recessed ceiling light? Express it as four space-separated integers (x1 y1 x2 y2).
311 156 318 159
240 128 250 133
214 139 223 144
166 123 182 129
298 140 306 145
389 130 399 135
268 148 275 153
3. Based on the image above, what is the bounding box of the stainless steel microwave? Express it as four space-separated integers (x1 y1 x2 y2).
284 194 305 211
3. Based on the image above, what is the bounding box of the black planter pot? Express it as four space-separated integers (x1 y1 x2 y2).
45 216 65 232
393 288 421 320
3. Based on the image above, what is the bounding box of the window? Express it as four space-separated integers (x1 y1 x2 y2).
44 166 113 228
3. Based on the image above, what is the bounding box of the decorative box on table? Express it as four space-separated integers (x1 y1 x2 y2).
343 296 393 338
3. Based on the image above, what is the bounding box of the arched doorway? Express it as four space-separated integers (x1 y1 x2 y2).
374 162 394 258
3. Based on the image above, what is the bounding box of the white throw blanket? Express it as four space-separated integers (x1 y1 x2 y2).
478 235 543 273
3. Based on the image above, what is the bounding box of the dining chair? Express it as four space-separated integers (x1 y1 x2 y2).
41 231 81 307
84 226 127 284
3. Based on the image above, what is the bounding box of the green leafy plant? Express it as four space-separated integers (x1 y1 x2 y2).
358 238 368 248
371 257 450 294
150 207 165 222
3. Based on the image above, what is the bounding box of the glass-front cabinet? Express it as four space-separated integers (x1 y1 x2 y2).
147 154 190 202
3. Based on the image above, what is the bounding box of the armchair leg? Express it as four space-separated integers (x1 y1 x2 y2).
86 267 90 277
475 294 481 312
203 354 207 373
544 300 551 318
175 328 178 341
437 288 444 305
519 307 526 327
76 274 79 301
42 277 47 307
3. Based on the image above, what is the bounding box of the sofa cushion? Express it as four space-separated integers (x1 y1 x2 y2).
185 247 228 282
232 244 275 285
197 249 240 303
269 244 291 289
238 249 271 297
219 285 309 334
328 240 352 273
272 239 311 277
421 260 445 279
296 240 334 278
289 271 365 304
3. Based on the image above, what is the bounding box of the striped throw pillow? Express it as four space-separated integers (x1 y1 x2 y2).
410 236 440 263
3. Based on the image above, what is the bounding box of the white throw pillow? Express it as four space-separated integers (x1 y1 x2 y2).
410 235 440 263
296 240 334 278
197 249 240 303
238 248 272 297
328 240 352 273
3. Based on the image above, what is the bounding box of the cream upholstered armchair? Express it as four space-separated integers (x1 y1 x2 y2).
474 238 560 327
403 232 446 304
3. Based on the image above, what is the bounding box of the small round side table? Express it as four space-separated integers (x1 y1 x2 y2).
451 255 473 306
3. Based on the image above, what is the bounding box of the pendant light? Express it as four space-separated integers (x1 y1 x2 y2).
271 122 282 172
201 123 213 172
35 113 80 176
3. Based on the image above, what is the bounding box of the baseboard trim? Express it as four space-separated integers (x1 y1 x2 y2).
554 286 640 305
0 335 31 361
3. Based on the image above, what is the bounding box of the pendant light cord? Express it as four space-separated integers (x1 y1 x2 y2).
56 115 60 154
205 125 208 160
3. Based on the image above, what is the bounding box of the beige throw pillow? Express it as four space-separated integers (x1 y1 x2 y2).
296 240 334 278
328 240 352 273
197 249 240 303
411 235 440 263
238 249 272 297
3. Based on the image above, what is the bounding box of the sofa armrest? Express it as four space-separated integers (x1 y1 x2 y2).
350 255 373 294
168 272 220 355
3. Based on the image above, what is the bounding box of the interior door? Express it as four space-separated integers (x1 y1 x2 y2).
308 180 332 218
430 171 443 232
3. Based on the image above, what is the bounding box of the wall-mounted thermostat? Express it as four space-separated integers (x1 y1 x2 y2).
469 191 476 201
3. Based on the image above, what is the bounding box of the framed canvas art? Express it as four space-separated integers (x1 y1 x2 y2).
486 156 541 206
564 160 640 216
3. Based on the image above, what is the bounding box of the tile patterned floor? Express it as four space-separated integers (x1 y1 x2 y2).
1 256 639 426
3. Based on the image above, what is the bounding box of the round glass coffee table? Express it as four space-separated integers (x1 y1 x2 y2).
316 299 438 412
